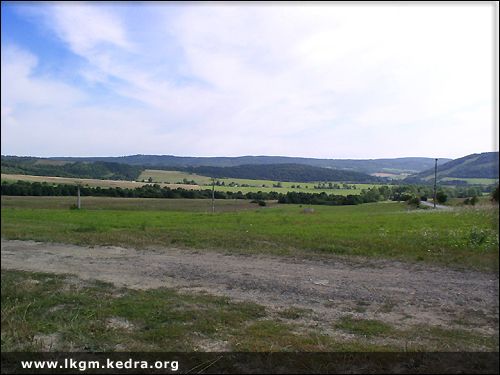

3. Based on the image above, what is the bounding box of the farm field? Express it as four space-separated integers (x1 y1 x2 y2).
441 177 499 185
1 196 498 271
138 169 377 194
1 173 199 190
0 196 272 212
2 172 376 195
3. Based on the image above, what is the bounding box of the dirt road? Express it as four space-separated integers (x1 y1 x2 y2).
1 239 498 334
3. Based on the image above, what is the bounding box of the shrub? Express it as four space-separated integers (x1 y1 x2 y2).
436 191 448 204
407 196 421 207
491 185 499 203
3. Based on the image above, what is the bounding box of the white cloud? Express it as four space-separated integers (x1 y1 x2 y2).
49 3 131 54
2 3 497 158
1 45 85 113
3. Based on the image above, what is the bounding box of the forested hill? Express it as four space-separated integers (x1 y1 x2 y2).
1 156 143 180
405 152 499 182
179 164 382 183
1 157 381 183
47 155 447 174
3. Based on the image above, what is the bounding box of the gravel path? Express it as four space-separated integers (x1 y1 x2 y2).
1 239 498 334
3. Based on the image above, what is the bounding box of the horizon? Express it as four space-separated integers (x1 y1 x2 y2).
2 2 498 159
7 151 498 161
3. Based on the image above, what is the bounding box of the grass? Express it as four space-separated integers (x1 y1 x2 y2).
277 307 312 320
138 170 213 185
2 171 379 195
3 270 498 353
4 270 496 353
441 177 499 185
1 197 498 271
335 317 395 337
334 316 498 351
1 173 199 190
137 169 377 195
0 196 271 212
1 270 398 352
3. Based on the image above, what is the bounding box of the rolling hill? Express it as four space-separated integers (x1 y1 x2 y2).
1 156 381 184
405 152 499 183
0 156 143 181
178 164 383 183
46 155 448 175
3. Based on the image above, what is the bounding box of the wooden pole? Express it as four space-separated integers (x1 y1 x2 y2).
77 185 81 209
433 158 438 209
211 178 215 214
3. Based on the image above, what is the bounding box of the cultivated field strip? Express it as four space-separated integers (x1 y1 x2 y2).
0 173 200 190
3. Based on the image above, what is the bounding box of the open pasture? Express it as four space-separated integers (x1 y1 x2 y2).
0 196 270 212
441 177 499 185
138 169 377 195
1 196 498 271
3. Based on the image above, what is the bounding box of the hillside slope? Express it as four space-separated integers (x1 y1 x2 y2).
406 152 499 182
179 164 382 183
1 156 143 181
47 155 447 174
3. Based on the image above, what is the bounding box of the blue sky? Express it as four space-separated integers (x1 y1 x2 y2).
1 2 498 159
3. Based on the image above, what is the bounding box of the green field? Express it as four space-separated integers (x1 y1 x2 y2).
138 169 376 195
2 197 499 355
138 169 213 185
1 173 199 190
2 196 498 271
441 177 499 185
0 196 271 212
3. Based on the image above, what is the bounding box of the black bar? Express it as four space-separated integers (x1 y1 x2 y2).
1 352 498 374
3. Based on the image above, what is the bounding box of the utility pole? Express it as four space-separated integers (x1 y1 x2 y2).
211 178 215 214
77 184 81 209
433 158 438 209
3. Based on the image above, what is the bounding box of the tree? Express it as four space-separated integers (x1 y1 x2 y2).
407 196 421 207
491 185 499 202
436 191 447 204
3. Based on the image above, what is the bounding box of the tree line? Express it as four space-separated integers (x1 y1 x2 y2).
178 163 382 183
4 180 486 207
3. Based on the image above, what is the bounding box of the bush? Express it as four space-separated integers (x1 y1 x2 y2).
407 196 421 207
436 191 448 204
251 200 267 206
491 185 499 202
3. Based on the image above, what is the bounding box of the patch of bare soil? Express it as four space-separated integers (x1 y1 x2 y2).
1 239 498 336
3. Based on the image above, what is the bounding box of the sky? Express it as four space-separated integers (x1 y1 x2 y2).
1 2 498 159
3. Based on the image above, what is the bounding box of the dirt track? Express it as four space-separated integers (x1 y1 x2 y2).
1 239 498 334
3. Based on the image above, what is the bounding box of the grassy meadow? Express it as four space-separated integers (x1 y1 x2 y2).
2 196 498 354
3 171 377 195
0 196 271 212
1 196 498 271
138 169 377 194
440 177 499 185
